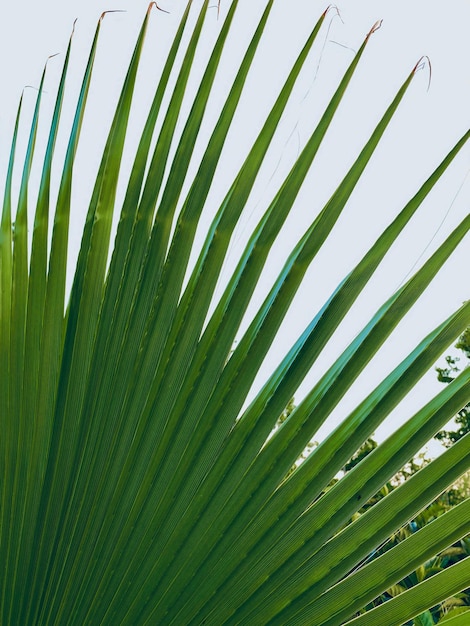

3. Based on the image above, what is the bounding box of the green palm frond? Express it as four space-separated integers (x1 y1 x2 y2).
1 2 470 624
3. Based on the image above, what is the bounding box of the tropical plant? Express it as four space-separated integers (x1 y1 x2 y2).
349 470 470 625
2 2 470 624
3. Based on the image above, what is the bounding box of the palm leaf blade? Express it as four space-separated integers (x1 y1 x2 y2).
343 555 470 626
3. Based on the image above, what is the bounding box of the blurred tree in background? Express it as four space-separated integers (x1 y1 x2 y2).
436 329 470 449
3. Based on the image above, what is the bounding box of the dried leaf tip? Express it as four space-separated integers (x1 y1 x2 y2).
413 55 432 91
45 52 60 71
366 19 383 39
218 0 221 19
323 5 341 21
209 0 221 19
99 10 127 22
149 2 170 14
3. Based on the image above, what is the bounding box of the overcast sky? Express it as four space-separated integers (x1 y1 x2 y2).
1 0 469 451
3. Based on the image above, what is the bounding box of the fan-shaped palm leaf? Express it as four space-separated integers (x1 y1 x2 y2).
1 2 470 624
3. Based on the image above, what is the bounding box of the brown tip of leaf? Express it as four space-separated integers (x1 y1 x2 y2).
44 52 60 72
149 2 170 14
366 19 382 39
413 55 432 90
323 5 341 20
100 10 127 22
209 0 221 19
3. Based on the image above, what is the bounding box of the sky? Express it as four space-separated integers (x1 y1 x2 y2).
1 0 469 453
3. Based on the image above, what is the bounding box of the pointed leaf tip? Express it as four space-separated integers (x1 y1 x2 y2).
367 19 383 39
99 9 127 22
208 0 221 19
149 2 170 14
323 4 342 20
413 55 432 90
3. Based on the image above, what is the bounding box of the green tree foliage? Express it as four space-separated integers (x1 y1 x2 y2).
2 3 470 624
436 329 470 447
344 437 470 624
343 436 378 472
345 420 470 620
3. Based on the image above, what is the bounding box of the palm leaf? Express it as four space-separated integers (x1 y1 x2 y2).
343 556 470 626
1 2 470 624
